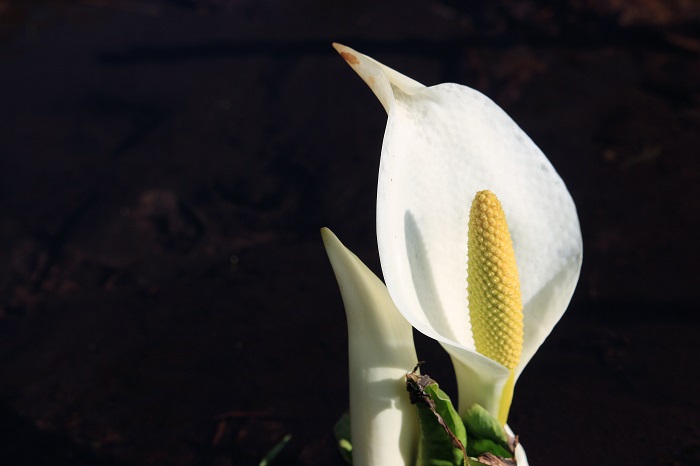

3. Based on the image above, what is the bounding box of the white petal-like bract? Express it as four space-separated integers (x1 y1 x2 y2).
334 44 582 416
322 228 419 466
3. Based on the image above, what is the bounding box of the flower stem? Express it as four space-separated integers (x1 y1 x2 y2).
497 369 516 425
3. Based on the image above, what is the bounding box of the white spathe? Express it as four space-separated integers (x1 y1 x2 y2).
322 227 419 466
333 43 583 417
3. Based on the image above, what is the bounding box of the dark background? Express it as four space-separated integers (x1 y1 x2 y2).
1 1 698 465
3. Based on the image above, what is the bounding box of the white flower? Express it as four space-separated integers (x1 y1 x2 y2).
324 44 582 466
332 43 582 418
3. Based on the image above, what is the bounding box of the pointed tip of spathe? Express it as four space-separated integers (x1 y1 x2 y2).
320 228 367 280
320 226 337 245
331 42 349 55
331 43 392 113
331 42 427 114
321 227 351 267
331 42 369 77
332 42 361 66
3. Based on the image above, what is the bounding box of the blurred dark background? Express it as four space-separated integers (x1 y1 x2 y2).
0 1 698 465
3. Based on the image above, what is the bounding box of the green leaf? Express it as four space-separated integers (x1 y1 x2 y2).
462 404 509 451
467 438 513 459
333 411 353 464
258 434 292 466
424 384 468 451
407 366 468 466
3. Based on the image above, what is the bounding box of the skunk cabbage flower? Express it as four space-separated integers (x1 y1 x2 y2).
322 228 419 466
333 43 582 420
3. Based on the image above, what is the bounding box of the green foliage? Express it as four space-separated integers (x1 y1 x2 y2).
333 411 353 464
332 372 518 465
462 404 512 459
258 433 292 466
411 380 468 466
467 438 512 459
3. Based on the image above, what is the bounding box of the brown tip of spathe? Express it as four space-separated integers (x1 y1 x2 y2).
339 51 359 65
332 42 360 65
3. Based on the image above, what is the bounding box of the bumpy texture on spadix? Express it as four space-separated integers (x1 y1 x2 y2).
468 190 523 370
